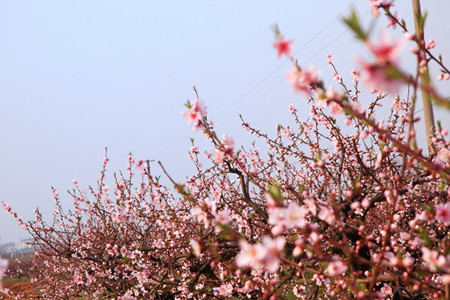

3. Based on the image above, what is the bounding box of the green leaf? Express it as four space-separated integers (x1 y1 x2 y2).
272 24 280 38
342 107 352 116
268 184 283 202
439 181 446 192
383 65 404 79
342 10 368 41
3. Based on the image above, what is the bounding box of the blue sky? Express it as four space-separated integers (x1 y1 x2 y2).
0 1 449 244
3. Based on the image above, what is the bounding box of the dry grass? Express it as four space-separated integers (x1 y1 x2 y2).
1 280 40 299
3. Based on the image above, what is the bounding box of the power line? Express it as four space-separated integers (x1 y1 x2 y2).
212 0 361 121
236 28 351 117
216 9 370 127
154 1 364 160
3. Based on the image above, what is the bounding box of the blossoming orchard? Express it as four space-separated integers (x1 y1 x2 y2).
2 1 450 299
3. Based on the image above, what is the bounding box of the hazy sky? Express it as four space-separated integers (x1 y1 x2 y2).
1 1 449 244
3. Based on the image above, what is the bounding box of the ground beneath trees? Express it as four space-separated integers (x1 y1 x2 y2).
1 279 39 299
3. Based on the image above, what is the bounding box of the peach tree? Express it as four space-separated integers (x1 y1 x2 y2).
2 1 450 299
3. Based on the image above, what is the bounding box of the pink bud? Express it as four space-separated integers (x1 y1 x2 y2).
426 40 435 49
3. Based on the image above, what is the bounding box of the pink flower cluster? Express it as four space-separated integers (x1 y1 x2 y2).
3 1 450 298
359 33 405 94
236 237 286 273
268 202 308 235
214 134 235 163
182 99 207 131
286 65 320 96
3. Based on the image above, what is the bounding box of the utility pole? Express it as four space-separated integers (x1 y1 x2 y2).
412 0 436 151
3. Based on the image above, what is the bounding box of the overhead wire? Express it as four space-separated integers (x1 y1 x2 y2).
236 28 351 116
212 0 361 121
153 1 365 160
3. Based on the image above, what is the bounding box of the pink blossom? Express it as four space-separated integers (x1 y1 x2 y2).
261 236 286 273
326 259 348 276
286 64 320 96
242 281 254 293
383 251 399 266
421 247 446 272
213 149 225 163
191 207 210 228
392 97 405 111
370 0 394 17
318 205 336 225
434 148 450 168
214 134 235 163
236 240 266 270
333 73 341 82
183 99 207 131
368 32 404 65
273 36 293 58
203 197 217 215
221 134 235 154
386 11 398 29
268 202 308 230
426 40 435 49
190 146 199 154
435 203 450 225
190 239 202 257
325 86 341 102
281 127 294 139
358 58 402 95
351 69 360 82
327 53 334 65
380 284 393 298
214 209 230 226
437 73 450 81
359 130 368 140
155 239 163 248
289 104 297 113
74 272 83 285
213 283 233 296
112 244 120 256
71 179 78 185
117 291 137 300
236 237 285 273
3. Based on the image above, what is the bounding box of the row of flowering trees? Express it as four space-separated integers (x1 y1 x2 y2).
1 1 450 299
